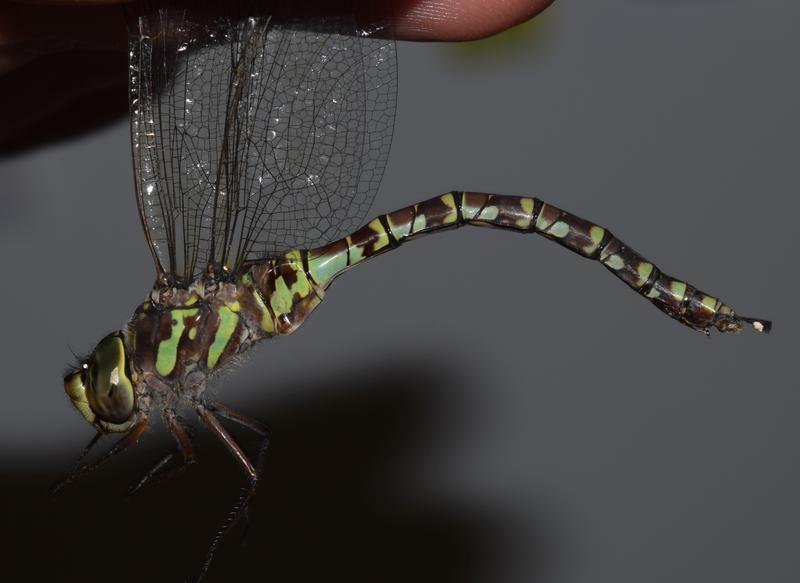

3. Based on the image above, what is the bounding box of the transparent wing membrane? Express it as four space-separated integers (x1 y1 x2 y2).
129 4 397 282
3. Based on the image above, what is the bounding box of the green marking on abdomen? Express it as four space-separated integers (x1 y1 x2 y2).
582 225 606 255
547 221 570 238
155 307 198 376
477 204 499 221
534 203 552 230
344 236 362 263
387 214 412 238
636 262 654 287
309 250 347 286
604 254 625 271
461 193 487 220
412 207 427 232
367 218 392 252
702 295 719 311
669 280 687 301
439 192 459 224
207 305 238 370
516 197 535 228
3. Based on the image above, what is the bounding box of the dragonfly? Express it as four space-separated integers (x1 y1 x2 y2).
54 2 771 581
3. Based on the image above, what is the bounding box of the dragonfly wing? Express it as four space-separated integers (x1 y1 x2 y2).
128 6 397 283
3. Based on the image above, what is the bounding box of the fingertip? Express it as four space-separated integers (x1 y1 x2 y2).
388 0 556 41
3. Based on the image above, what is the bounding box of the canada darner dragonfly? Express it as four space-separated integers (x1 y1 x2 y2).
54 2 771 580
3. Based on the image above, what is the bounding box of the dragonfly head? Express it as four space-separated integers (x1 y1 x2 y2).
64 332 138 433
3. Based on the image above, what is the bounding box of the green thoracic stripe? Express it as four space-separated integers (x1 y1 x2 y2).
155 307 197 376
207 305 238 369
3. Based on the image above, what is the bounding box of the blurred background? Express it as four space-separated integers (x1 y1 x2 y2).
0 0 798 581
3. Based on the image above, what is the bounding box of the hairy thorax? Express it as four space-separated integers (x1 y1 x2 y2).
128 278 264 408
125 255 326 409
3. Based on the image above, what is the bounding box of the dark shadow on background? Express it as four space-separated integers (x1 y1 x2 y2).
1 353 555 582
0 51 128 158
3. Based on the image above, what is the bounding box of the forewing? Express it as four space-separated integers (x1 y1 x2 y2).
128 7 397 282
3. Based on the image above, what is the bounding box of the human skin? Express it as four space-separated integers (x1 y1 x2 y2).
0 0 554 151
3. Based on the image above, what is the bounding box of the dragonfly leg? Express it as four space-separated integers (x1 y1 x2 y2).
51 415 149 495
203 400 270 548
307 191 771 335
72 430 104 468
193 400 268 582
127 409 197 498
204 400 270 441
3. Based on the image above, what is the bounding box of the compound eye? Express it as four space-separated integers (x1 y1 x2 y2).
64 367 95 426
86 334 135 425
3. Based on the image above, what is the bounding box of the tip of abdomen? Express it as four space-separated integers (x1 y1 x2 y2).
712 312 772 334
740 316 772 334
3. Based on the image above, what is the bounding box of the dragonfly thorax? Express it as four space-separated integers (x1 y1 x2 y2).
128 264 305 404
133 280 251 391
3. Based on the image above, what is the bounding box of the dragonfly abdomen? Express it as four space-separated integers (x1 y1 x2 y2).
306 191 769 335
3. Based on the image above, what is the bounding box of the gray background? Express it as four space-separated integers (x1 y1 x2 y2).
0 1 797 582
